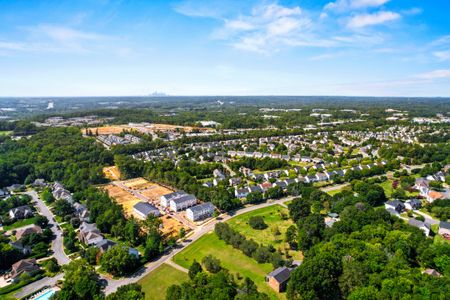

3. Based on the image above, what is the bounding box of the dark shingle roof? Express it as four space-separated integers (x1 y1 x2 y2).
267 267 291 284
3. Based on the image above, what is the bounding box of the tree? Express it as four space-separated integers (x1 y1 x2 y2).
101 245 139 276
297 213 325 251
106 283 145 300
246 192 263 204
188 260 203 279
54 199 74 217
202 255 222 273
287 251 342 300
144 230 162 260
288 198 311 222
82 247 100 265
41 188 55 203
249 216 267 230
285 225 298 250
55 259 102 300
43 258 60 274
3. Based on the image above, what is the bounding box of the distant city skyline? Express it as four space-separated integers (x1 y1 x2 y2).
0 0 449 97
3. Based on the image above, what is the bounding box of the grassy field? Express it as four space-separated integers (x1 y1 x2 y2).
0 130 12 136
227 205 292 248
138 263 188 300
173 232 282 299
380 180 419 198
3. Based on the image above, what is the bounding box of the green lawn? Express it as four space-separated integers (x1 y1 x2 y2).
326 188 345 196
173 232 282 299
138 263 189 300
380 180 419 198
0 130 12 136
3 216 38 231
227 205 292 248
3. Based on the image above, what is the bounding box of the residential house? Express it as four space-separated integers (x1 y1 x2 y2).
186 202 215 221
96 239 117 253
202 181 213 188
32 179 47 188
315 172 328 182
438 221 450 238
73 202 90 221
405 199 422 211
248 185 263 194
133 202 161 219
0 189 9 199
229 177 242 186
9 205 33 220
422 269 442 277
272 181 287 190
15 225 43 241
78 222 103 245
169 194 197 212
265 267 292 292
408 219 431 236
235 188 249 199
426 191 446 203
9 241 31 255
7 184 25 193
385 200 405 213
258 182 273 192
10 259 40 282
414 178 429 196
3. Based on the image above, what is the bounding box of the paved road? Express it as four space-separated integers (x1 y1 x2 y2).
103 196 293 295
320 183 350 193
414 210 440 225
14 274 63 299
27 190 70 266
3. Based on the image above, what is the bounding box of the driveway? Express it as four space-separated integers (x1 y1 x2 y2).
14 274 63 299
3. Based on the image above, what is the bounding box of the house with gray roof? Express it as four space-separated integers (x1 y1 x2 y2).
266 267 293 292
186 202 215 221
133 202 160 219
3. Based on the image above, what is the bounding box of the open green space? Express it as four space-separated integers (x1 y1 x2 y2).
138 263 188 300
3 216 38 231
380 180 419 198
173 232 282 299
228 205 291 247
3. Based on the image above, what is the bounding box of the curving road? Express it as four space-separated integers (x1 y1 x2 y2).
27 190 70 266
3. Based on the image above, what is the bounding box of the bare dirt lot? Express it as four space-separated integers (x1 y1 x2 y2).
161 215 189 238
103 166 121 181
102 184 141 217
83 123 213 136
122 178 155 190
83 126 127 135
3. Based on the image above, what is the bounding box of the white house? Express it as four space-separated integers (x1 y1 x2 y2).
186 202 215 221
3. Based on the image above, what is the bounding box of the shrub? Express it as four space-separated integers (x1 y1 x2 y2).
249 216 267 230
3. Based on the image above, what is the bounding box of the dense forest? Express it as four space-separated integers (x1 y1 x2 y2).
0 127 112 190
284 186 450 299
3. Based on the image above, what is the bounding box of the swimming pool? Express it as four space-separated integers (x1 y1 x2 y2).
33 289 55 300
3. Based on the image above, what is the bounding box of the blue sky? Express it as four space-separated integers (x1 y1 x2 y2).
0 0 449 97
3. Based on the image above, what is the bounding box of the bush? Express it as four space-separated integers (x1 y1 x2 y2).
202 255 222 273
249 216 267 230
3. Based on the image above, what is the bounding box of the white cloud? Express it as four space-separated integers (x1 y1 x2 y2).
347 11 400 28
0 41 26 51
433 50 450 61
415 69 450 80
325 0 390 12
